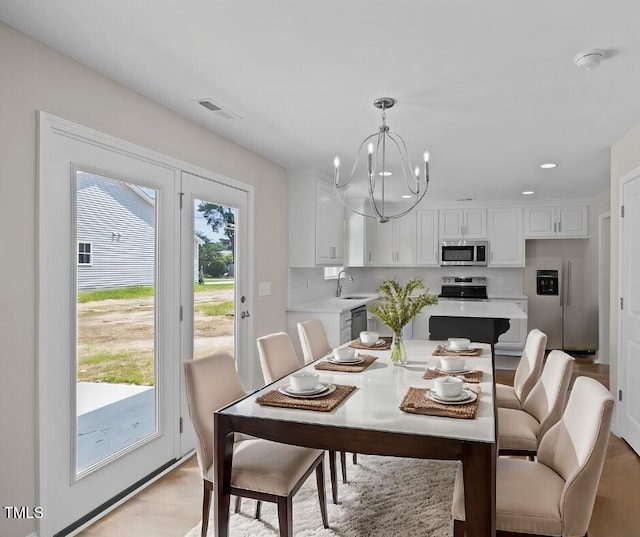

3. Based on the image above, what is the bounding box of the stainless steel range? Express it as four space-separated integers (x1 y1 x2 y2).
439 276 488 300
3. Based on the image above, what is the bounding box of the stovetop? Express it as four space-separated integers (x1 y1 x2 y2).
439 276 488 300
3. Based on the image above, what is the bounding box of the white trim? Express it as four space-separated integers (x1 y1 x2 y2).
615 163 640 437
597 212 610 365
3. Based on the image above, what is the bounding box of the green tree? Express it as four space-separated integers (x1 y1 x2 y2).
197 203 235 261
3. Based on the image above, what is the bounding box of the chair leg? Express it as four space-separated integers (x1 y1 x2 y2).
254 500 262 519
328 450 339 504
315 460 329 528
201 480 213 537
340 451 348 483
234 496 241 513
352 452 358 465
276 496 293 537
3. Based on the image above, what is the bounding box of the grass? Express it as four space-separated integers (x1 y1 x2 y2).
78 351 154 385
195 300 234 316
79 283 234 302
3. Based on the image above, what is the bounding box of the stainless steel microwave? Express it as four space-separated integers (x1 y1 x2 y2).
440 240 489 266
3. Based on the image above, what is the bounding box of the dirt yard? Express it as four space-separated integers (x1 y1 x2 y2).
77 287 235 384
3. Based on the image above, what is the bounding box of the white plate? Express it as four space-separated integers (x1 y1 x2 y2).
362 338 386 347
445 346 470 353
327 356 364 365
429 366 473 375
278 383 336 399
284 383 325 395
425 388 478 405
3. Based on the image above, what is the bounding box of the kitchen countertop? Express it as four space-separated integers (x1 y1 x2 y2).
427 300 527 319
287 294 378 313
486 294 528 300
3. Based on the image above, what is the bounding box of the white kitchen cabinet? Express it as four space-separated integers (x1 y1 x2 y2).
416 209 439 266
490 298 528 354
439 208 487 239
288 170 345 267
524 205 588 238
315 181 345 265
368 212 416 266
348 210 416 266
487 207 524 267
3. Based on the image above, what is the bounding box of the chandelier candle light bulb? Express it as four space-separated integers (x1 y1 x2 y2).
333 97 431 223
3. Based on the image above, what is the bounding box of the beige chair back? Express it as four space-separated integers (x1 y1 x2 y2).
297 319 332 364
183 353 245 479
257 331 301 383
538 376 614 537
513 328 547 403
522 349 574 441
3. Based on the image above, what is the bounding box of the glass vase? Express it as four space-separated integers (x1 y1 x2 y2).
391 332 408 366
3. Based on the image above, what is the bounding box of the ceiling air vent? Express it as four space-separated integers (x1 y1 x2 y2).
193 98 242 120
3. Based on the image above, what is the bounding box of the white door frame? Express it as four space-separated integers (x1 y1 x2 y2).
37 113 255 535
597 212 611 364
617 166 640 451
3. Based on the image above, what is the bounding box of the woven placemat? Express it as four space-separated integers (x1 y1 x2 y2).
349 336 392 350
314 354 378 373
399 386 481 419
256 384 356 412
432 345 483 357
422 368 483 383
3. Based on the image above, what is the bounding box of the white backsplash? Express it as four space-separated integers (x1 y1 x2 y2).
289 266 525 306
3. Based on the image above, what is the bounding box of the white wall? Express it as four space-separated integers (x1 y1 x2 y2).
0 22 289 537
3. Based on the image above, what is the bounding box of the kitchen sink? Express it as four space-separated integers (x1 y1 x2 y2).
342 295 373 300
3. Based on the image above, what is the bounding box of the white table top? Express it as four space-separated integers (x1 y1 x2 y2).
221 340 495 444
427 300 527 319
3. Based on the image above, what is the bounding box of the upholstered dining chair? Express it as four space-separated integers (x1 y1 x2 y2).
498 350 574 458
184 352 328 537
495 329 547 410
256 331 341 502
297 319 358 477
452 375 614 537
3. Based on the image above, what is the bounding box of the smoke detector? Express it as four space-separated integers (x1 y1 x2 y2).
573 49 605 70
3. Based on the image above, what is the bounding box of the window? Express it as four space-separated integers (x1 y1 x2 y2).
78 242 92 265
324 266 343 280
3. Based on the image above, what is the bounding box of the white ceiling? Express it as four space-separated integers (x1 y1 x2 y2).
2 0 640 202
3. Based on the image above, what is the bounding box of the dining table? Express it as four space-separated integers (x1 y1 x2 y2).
214 339 497 537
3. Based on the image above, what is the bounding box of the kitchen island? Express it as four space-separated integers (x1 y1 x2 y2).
427 300 527 358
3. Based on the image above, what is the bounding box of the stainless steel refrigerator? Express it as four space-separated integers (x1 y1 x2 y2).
524 256 597 352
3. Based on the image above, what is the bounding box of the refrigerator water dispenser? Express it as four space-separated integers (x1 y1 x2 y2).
536 270 559 295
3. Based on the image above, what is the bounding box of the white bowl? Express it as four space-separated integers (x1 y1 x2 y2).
448 337 471 350
439 356 466 372
433 376 464 398
359 331 379 346
289 371 320 392
333 347 356 362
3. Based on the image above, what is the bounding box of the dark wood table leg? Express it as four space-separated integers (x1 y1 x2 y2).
214 413 235 537
328 450 338 504
462 441 496 537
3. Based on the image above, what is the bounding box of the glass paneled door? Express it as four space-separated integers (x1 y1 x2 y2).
38 115 180 537
179 171 251 452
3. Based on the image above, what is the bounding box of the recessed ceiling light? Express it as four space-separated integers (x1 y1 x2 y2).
401 195 413 199
522 191 535 195
573 49 606 71
540 163 557 169
378 171 393 176
456 197 475 202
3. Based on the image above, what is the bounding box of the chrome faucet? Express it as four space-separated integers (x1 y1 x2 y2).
335 269 354 297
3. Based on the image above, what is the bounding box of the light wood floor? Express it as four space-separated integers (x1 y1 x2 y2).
79 358 639 537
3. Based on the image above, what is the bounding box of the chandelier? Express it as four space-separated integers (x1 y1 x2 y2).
333 97 430 223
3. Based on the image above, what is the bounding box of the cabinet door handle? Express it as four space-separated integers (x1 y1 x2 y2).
553 222 557 233
558 222 562 233
368 252 372 262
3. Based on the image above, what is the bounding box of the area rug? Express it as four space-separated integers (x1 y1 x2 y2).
185 455 458 537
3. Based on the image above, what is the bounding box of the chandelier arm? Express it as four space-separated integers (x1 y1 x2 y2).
386 131 422 195
335 132 380 190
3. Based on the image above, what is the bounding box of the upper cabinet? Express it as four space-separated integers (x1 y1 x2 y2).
487 207 524 266
439 208 487 239
416 209 439 266
524 205 588 239
288 170 344 267
347 208 416 267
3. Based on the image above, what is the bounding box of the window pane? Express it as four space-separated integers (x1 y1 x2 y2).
75 171 158 476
